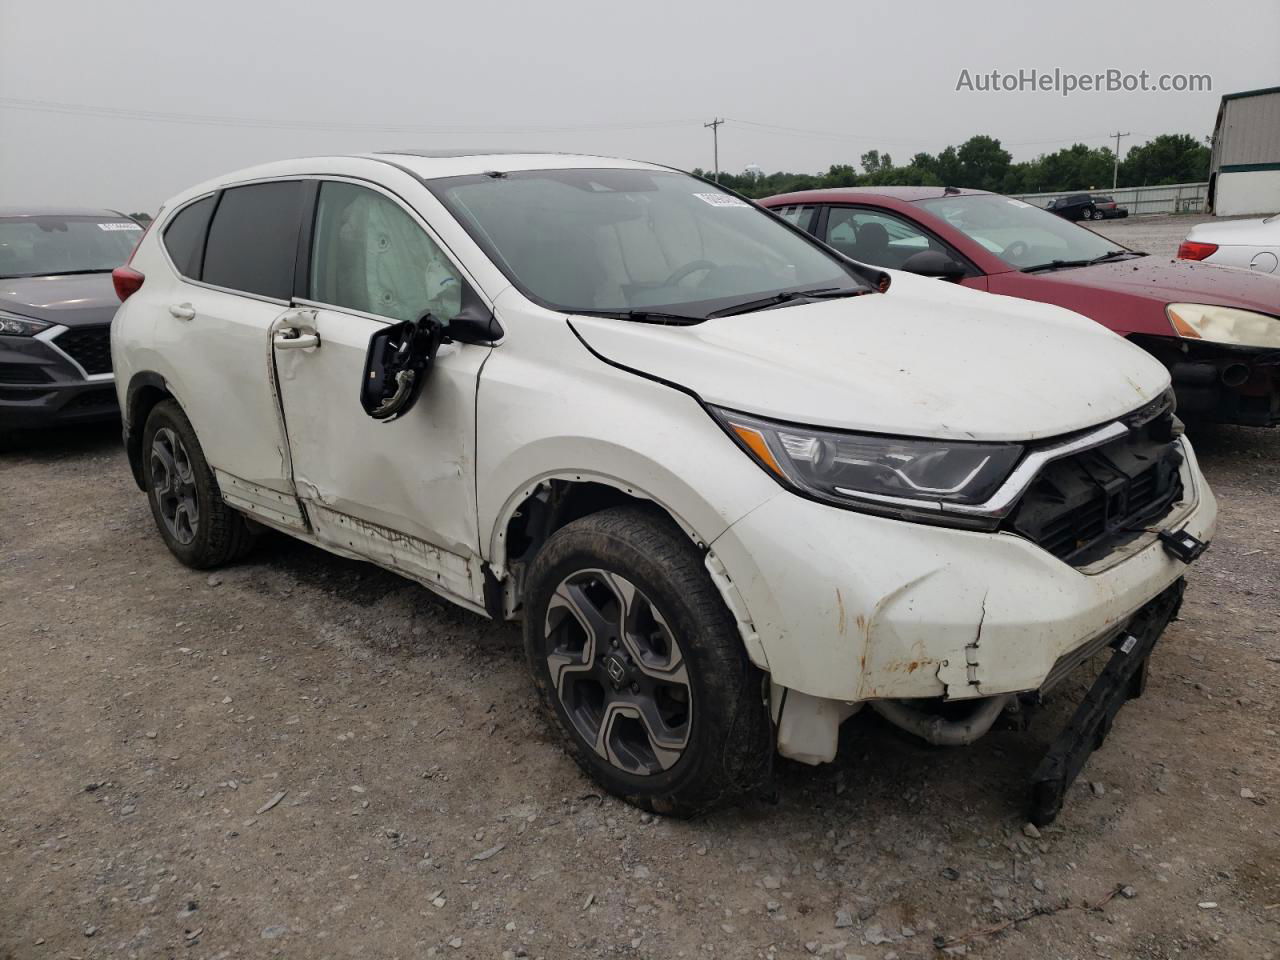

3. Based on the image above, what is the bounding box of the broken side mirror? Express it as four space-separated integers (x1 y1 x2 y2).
360 311 445 422
360 286 503 422
900 249 968 280
444 283 504 345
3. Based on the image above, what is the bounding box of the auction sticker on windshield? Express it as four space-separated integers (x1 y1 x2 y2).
98 222 143 231
694 193 750 208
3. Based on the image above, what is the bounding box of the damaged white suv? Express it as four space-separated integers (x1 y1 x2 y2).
111 152 1216 822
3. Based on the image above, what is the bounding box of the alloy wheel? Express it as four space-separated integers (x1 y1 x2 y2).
150 426 199 545
544 569 692 775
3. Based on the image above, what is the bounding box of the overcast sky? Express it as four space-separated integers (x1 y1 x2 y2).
2 0 1276 212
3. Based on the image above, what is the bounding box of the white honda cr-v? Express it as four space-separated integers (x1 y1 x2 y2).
111 151 1216 822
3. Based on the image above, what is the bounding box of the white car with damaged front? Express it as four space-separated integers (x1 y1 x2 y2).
110 151 1216 822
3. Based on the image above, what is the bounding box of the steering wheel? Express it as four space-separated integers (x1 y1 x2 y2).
664 260 717 287
1002 240 1030 263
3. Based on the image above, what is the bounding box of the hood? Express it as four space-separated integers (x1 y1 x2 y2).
570 270 1169 442
1039 255 1280 316
0 274 120 328
1185 216 1280 246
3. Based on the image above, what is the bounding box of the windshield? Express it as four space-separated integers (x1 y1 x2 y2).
431 168 866 318
0 216 142 279
917 195 1133 270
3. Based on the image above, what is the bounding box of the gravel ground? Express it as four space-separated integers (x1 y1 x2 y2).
2 360 1278 957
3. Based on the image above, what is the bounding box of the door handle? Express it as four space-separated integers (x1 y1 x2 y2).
274 328 320 350
168 302 195 321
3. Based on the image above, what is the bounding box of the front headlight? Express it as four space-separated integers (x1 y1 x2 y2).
1166 303 1280 349
0 309 53 337
711 407 1024 528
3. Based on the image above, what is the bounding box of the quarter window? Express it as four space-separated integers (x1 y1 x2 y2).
308 182 462 324
202 182 305 300
775 204 817 232
162 196 215 279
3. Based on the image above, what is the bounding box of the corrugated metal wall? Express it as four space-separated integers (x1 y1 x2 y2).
1216 91 1280 168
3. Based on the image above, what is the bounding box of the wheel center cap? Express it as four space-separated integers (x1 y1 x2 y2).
603 653 629 690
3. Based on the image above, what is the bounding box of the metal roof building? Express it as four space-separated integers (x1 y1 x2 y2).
1209 86 1280 216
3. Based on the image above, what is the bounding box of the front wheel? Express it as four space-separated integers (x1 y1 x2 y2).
523 507 771 816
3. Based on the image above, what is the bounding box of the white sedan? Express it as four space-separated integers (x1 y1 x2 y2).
1178 214 1280 273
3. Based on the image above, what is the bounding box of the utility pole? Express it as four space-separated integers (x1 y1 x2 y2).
1110 130 1130 190
704 118 724 182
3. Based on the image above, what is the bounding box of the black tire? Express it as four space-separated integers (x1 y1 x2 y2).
523 506 771 816
141 399 256 569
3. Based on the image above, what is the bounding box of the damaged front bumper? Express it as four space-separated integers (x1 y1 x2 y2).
707 436 1216 765
1132 335 1280 427
1029 578 1184 824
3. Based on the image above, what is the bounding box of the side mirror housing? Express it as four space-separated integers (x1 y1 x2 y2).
900 249 967 280
361 313 444 422
444 283 504 345
359 284 503 422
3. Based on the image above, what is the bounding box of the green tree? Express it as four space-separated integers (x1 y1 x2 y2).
955 135 1012 191
863 164 941 187
1119 134 1210 186
859 150 893 175
1022 143 1115 192
932 146 963 185
687 130 1209 200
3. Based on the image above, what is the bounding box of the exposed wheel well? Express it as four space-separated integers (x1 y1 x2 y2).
125 377 175 490
498 479 691 616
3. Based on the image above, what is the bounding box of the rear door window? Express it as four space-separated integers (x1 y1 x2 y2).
162 196 215 279
202 182 305 300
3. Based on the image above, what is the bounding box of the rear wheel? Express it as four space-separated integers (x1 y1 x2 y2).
523 507 771 816
142 400 256 568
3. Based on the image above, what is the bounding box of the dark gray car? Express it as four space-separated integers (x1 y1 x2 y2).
0 207 144 433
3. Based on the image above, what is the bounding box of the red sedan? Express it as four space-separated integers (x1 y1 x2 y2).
760 187 1280 428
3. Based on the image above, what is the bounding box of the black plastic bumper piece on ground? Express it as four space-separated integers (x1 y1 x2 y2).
1029 579 1185 826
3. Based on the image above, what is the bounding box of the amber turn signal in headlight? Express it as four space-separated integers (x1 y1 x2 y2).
1166 303 1280 349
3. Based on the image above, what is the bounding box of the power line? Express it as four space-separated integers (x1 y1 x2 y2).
0 96 1161 161
0 96 701 137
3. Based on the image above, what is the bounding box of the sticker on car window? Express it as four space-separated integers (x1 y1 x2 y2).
98 222 143 231
693 193 750 208
1006 199 1032 208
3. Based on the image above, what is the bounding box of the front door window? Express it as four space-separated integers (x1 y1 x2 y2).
823 208 943 270
309 181 463 324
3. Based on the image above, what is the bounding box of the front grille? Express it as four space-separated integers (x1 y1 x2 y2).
0 363 51 384
53 324 112 375
1004 409 1184 567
